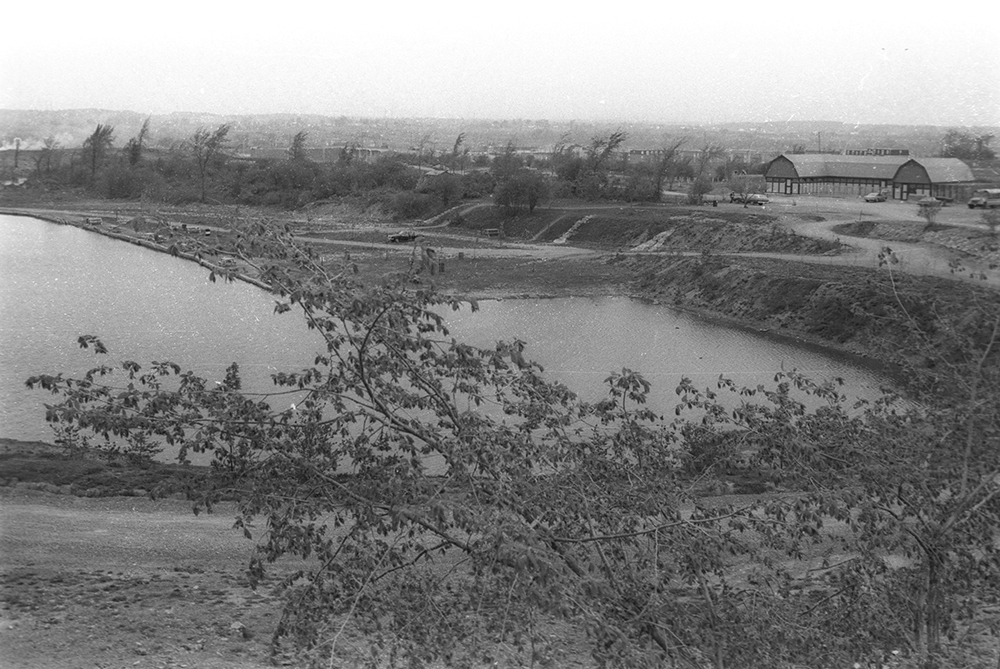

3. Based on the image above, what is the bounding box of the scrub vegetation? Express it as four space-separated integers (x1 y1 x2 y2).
19 121 767 222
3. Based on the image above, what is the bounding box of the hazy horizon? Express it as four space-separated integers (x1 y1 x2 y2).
5 108 997 130
2 1 998 128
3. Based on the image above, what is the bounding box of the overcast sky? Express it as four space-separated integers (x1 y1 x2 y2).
3 1 998 127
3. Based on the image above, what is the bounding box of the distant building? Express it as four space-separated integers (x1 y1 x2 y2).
763 154 976 200
239 146 390 163
844 148 910 156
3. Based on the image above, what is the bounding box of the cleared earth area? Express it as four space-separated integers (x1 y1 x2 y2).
0 486 286 669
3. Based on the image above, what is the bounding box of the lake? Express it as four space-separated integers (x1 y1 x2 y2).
0 214 890 446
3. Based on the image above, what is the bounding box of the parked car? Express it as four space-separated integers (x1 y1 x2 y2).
730 192 768 205
387 230 420 243
863 192 887 202
968 188 1000 209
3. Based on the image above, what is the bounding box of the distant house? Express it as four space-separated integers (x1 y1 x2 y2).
240 146 390 163
763 154 976 200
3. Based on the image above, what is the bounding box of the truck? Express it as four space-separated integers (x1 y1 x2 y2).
968 188 1000 209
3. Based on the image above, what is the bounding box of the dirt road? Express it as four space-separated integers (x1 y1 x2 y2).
0 488 292 669
767 195 1000 288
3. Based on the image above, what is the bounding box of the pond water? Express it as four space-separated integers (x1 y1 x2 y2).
0 214 890 447
443 297 890 410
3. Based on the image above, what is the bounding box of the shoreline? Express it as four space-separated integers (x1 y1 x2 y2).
0 208 272 292
1 205 902 380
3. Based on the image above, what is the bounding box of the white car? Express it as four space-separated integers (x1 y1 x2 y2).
863 192 887 202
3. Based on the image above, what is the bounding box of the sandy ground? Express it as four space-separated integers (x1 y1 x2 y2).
0 487 294 669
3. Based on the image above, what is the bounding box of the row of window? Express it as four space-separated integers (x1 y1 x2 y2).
764 179 976 200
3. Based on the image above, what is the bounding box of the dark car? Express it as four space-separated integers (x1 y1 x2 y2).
863 192 887 202
387 230 420 243
730 193 769 205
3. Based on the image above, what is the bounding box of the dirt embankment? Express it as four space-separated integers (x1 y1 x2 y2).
833 220 1000 269
459 203 841 254
571 212 840 255
615 253 1000 364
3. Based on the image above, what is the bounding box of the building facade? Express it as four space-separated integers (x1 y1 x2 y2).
764 154 976 200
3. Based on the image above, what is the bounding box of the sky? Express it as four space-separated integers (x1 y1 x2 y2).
2 1 998 127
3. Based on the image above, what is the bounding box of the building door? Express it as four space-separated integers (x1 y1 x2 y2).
785 179 792 195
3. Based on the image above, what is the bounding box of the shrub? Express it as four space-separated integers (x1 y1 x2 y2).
387 190 438 220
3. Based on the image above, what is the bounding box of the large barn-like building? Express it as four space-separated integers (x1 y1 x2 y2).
763 154 976 201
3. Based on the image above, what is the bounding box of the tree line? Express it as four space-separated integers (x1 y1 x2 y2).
24 119 780 218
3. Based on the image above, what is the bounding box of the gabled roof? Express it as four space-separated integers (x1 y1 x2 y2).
768 154 975 183
776 154 907 179
903 157 975 183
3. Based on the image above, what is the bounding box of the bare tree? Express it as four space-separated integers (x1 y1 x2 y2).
491 139 523 182
653 138 686 199
695 143 725 179
124 117 151 166
415 132 434 171
585 130 627 173
570 130 627 199
190 124 231 202
288 131 308 162
450 132 466 172
727 173 767 206
82 124 116 182
941 129 996 161
34 136 61 175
